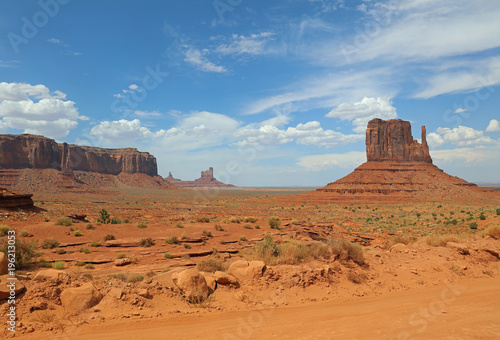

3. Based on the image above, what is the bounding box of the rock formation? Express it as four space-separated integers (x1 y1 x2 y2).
166 167 235 188
0 186 34 209
300 118 497 202
0 134 174 193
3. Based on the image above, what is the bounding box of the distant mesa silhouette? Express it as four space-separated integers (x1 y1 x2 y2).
166 167 235 188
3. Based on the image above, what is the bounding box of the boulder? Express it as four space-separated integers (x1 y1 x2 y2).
228 260 266 282
0 253 8 275
214 271 239 286
60 283 103 312
389 243 407 253
108 287 123 299
33 269 68 282
153 268 185 291
0 274 26 300
200 272 217 293
172 268 209 303
114 258 132 266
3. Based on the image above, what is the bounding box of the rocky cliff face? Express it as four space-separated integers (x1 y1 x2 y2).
0 134 158 176
0 187 34 208
366 119 432 163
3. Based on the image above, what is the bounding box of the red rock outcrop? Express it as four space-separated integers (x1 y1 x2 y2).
166 167 235 188
299 118 498 203
366 119 432 163
0 134 175 193
0 134 158 176
0 187 34 208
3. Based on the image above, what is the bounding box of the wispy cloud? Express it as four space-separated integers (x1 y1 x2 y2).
184 48 227 73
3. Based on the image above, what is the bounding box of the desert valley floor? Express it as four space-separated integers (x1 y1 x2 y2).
1 186 500 339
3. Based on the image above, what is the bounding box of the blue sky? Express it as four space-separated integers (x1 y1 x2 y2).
1 0 499 186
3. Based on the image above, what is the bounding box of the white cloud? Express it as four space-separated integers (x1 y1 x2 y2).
184 48 227 73
215 32 274 56
431 147 489 163
128 84 138 90
0 82 86 138
326 97 397 133
454 108 467 114
427 125 495 148
486 119 500 132
234 120 363 148
297 151 366 171
91 111 239 151
132 110 162 117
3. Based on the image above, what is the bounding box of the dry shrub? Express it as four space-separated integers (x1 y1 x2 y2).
385 234 417 249
424 234 460 247
197 258 227 273
487 225 500 239
277 240 310 265
327 240 365 266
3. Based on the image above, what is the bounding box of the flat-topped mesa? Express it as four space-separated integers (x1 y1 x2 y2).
0 134 158 176
366 119 432 163
166 167 235 188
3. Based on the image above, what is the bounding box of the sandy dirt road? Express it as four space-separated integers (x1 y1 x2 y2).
19 277 500 340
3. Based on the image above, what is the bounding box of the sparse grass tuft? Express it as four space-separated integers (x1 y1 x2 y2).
469 222 478 230
229 217 241 224
196 216 210 223
139 238 154 247
90 241 101 247
385 234 417 249
0 225 11 236
202 230 212 237
164 252 173 259
175 222 184 228
137 223 148 229
117 253 126 259
73 229 83 237
55 217 73 226
19 230 29 237
166 236 179 244
85 223 95 230
214 224 225 231
244 217 258 223
268 216 281 229
41 238 59 249
197 258 227 273
79 247 91 254
103 234 115 241
53 261 65 270
424 234 460 247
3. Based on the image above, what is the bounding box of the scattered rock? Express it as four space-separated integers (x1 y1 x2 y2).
389 243 407 253
114 258 132 266
33 269 68 282
214 271 239 286
60 283 103 312
0 275 26 300
136 289 149 298
0 253 8 275
172 268 209 303
228 260 266 282
108 287 123 299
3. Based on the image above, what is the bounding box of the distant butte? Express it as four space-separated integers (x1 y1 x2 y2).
300 118 499 203
0 186 34 209
166 167 235 188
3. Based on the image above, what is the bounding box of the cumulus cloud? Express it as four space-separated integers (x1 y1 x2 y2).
427 125 495 148
91 111 239 151
297 151 366 171
234 120 363 148
486 119 500 132
0 82 86 138
326 97 397 133
184 48 227 73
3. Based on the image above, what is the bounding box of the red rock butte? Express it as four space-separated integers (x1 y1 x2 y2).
300 118 498 203
166 167 235 188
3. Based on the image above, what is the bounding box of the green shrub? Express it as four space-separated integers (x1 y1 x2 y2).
202 230 212 237
90 241 101 247
166 236 179 244
76 261 85 267
175 222 184 228
0 225 12 236
183 243 191 249
164 252 173 259
85 264 95 270
97 209 110 224
327 240 365 266
137 223 148 229
110 218 122 224
79 248 91 254
73 230 83 237
244 217 258 223
139 238 154 247
229 217 240 224
243 223 253 229
53 261 65 270
197 258 226 273
255 224 261 229
239 235 247 242
385 234 417 249
1 239 40 269
469 222 478 230
85 223 95 230
103 234 115 241
496 208 500 216
41 238 59 249
19 230 29 237
479 214 486 220
268 216 281 229
117 253 126 259
214 224 224 231
56 248 66 254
